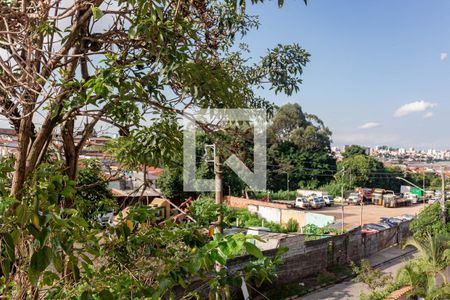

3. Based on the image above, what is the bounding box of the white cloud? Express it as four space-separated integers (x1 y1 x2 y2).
424 111 434 118
359 122 380 129
394 100 437 117
440 52 448 61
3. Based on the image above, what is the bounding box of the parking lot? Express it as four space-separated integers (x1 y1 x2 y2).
317 203 425 229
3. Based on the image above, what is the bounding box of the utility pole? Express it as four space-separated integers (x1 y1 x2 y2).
341 183 345 233
441 168 447 224
214 149 223 233
335 167 346 233
205 144 223 233
287 173 290 200
423 172 426 208
360 199 364 227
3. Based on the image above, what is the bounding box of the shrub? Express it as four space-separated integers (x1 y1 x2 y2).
254 190 297 201
286 218 299 232
351 259 393 290
410 202 450 239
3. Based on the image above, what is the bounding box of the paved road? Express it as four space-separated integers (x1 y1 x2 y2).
296 246 418 300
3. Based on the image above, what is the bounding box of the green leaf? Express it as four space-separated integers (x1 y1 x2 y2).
91 7 104 21
244 242 263 259
42 271 59 286
2 233 15 262
30 246 52 273
16 203 29 226
98 289 114 300
52 252 63 273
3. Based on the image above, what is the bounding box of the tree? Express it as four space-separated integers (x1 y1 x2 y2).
1 1 313 297
267 103 336 191
403 234 450 286
342 145 368 159
75 159 116 219
410 202 450 239
337 154 384 188
0 0 309 202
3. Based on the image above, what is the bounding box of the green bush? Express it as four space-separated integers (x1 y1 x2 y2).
76 159 116 219
254 190 297 201
190 198 290 233
286 218 299 232
410 202 450 239
302 224 339 240
190 196 233 226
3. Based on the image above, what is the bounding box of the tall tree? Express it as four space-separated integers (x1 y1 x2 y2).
0 1 309 201
267 103 336 191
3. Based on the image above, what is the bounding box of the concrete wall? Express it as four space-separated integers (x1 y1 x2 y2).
224 196 335 228
228 221 412 285
280 208 306 227
305 212 335 228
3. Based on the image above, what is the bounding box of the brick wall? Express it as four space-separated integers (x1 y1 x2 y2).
228 221 411 284
224 196 288 209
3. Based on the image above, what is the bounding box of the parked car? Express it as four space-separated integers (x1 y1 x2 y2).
396 214 414 221
428 197 439 204
295 197 310 209
377 222 393 229
309 197 324 209
406 194 418 204
317 196 326 207
347 192 362 205
379 219 396 228
380 217 403 226
323 195 334 207
97 210 114 227
361 223 386 234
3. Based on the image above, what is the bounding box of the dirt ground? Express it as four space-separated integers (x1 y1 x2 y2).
314 203 425 229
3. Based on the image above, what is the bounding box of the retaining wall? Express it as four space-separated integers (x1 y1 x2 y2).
228 221 412 284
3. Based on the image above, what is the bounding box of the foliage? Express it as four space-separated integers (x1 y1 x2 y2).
302 224 339 238
350 259 393 290
0 0 313 297
342 145 368 159
322 181 345 197
190 197 231 227
156 166 189 200
410 202 450 239
75 159 116 219
228 208 286 233
363 223 450 300
254 190 297 200
337 154 384 188
106 116 183 171
403 234 450 285
0 162 100 298
286 218 299 232
266 103 336 191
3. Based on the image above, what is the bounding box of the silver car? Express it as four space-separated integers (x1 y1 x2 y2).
295 197 310 209
323 195 334 206
309 197 324 209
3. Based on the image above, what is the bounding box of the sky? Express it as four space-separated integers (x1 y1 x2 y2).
243 0 450 150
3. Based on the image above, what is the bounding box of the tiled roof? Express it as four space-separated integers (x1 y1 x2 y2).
387 285 412 300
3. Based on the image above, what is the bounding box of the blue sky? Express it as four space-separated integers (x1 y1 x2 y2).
243 0 450 149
